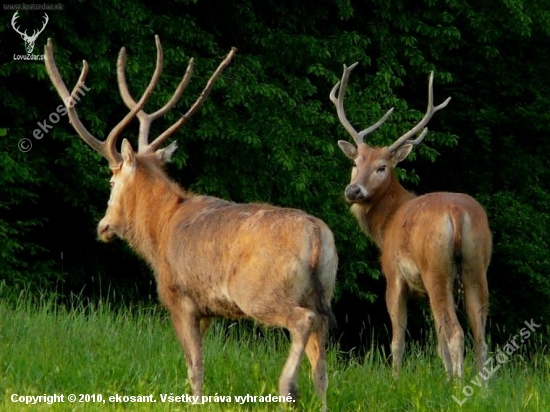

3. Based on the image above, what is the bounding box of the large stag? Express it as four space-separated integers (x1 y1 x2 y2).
45 36 337 409
330 64 491 379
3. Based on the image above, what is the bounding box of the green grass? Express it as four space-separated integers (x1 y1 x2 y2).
1 291 549 411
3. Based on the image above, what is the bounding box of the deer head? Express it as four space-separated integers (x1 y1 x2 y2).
330 64 451 203
44 36 236 241
12 12 49 54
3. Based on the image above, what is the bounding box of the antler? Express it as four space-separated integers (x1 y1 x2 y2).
386 71 451 153
45 36 236 165
330 62 394 146
45 38 159 165
116 36 237 154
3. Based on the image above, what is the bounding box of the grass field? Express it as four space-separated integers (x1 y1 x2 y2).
1 290 549 411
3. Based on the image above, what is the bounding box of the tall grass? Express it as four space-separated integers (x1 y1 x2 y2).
1 290 549 411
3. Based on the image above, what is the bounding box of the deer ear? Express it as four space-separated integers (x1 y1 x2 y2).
338 140 358 160
390 144 413 166
121 139 136 168
155 141 178 163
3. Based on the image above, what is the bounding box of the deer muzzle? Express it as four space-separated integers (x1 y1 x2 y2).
97 219 116 242
345 184 368 202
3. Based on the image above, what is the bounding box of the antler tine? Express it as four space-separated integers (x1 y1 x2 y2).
358 107 395 141
148 46 237 153
44 38 121 163
148 59 194 120
330 63 361 145
108 35 164 157
386 71 451 153
117 36 196 153
408 127 429 145
330 62 394 146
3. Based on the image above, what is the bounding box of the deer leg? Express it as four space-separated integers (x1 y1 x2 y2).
278 307 316 403
304 316 328 412
447 314 464 378
463 271 489 377
169 297 204 397
434 314 454 380
425 273 464 379
234 296 316 404
386 277 408 377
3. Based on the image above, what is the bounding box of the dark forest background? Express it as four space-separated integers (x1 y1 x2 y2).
1 0 549 353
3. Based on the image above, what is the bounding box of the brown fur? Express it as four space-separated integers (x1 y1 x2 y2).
98 149 338 409
343 144 491 380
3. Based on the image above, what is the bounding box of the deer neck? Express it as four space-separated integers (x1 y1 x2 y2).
351 173 414 249
123 170 189 265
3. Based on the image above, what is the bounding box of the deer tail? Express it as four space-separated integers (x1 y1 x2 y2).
309 223 338 331
449 208 464 302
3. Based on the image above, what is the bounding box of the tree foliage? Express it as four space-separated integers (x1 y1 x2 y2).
1 0 549 337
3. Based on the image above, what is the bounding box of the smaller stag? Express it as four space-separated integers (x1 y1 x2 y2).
330 64 491 379
12 12 49 54
45 36 337 410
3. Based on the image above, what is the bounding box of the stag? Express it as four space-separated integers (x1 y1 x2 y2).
330 64 491 380
12 12 49 54
45 36 337 410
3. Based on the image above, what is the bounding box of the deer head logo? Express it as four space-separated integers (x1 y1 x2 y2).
12 12 49 54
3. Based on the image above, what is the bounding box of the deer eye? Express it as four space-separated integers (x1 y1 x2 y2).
377 165 387 173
